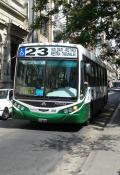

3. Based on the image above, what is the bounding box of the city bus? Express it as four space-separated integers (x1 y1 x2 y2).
12 43 108 124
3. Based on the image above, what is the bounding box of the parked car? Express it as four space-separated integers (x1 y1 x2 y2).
0 89 13 120
110 80 120 91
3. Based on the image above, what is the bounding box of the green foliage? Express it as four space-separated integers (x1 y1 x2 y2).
115 59 120 65
33 0 48 11
54 32 63 42
31 0 49 29
64 1 120 48
32 0 120 50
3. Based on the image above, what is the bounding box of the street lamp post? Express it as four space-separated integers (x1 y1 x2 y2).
0 42 4 81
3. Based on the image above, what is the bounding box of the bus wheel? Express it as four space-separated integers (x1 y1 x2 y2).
83 111 91 126
2 107 9 120
83 119 90 126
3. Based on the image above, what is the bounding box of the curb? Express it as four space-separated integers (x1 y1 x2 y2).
107 104 120 126
77 104 120 175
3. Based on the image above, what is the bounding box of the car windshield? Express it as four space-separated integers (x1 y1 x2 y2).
15 59 78 100
112 82 120 88
0 90 8 99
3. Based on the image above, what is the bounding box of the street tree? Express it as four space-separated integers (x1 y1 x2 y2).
32 0 120 64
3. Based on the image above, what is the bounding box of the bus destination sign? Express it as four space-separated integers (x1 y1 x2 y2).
18 46 78 58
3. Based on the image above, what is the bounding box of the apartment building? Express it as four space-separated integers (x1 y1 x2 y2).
0 0 57 88
0 0 28 88
28 0 53 43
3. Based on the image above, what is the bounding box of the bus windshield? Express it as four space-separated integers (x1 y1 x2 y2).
14 59 78 100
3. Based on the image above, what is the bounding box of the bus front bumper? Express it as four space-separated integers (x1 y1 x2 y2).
12 107 83 124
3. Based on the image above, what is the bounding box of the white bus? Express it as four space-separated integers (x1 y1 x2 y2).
12 43 108 124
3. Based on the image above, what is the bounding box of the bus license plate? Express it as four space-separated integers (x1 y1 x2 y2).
38 118 47 123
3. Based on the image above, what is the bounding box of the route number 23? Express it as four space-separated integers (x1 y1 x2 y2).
26 47 48 56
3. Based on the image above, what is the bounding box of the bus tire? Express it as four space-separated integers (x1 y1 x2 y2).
83 119 90 126
83 110 91 126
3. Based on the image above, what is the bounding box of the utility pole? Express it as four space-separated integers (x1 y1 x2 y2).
48 0 53 43
0 42 3 81
32 0 35 42
7 21 11 80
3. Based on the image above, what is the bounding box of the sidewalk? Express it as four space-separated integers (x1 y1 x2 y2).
79 104 120 175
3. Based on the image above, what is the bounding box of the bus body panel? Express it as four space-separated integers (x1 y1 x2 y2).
12 100 90 124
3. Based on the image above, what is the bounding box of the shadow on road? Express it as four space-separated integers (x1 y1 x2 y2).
0 119 83 132
90 104 117 128
30 133 95 156
93 134 120 152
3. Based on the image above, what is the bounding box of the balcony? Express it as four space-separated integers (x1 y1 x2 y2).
0 0 26 20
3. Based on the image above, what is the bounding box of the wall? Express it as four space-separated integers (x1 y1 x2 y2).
0 0 28 88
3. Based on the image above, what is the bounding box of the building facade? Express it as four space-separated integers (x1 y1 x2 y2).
0 0 28 88
0 0 56 89
27 0 53 43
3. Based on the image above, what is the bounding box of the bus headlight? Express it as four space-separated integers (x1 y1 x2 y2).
14 102 17 106
64 109 69 114
68 108 73 113
73 106 78 111
13 101 28 111
17 104 21 109
21 106 25 111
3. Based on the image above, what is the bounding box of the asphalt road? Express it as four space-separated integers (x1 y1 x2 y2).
0 91 119 175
